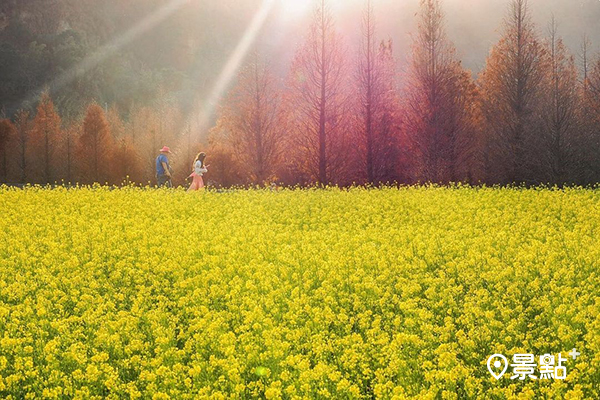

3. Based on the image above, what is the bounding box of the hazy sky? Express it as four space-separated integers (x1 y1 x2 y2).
249 0 600 75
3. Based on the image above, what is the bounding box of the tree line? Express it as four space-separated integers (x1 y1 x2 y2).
1 0 600 187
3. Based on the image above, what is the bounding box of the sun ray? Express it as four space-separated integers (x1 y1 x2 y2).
193 0 277 132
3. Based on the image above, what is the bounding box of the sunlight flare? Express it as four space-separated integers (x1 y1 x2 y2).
195 0 277 131
279 0 314 20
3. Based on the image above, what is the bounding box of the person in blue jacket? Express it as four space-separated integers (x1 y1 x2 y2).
156 146 173 188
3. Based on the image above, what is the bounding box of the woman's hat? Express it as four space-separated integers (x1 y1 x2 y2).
159 146 171 153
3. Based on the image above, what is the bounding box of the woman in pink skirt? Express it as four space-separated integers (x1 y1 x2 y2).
188 152 208 191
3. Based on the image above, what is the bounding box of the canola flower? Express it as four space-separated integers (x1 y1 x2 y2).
0 185 598 399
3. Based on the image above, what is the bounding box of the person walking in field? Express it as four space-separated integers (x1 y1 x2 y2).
156 146 173 188
188 152 208 191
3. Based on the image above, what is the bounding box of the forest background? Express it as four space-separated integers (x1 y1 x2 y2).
1 0 600 187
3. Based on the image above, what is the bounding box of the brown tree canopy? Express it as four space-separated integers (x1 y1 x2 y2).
479 0 548 185
29 92 62 184
404 0 477 184
283 0 352 186
78 103 113 184
211 54 283 185
354 2 403 185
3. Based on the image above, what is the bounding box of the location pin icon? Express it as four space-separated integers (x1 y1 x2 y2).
487 354 508 379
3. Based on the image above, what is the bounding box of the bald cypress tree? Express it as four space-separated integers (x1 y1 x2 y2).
214 54 283 185
584 57 600 182
479 0 547 185
355 1 402 185
541 18 579 185
29 92 62 184
284 0 350 185
78 103 113 184
13 110 32 183
405 0 476 183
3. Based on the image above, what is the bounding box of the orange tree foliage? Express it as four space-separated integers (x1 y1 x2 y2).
29 92 62 184
112 136 143 184
211 55 283 185
478 0 548 185
78 103 114 184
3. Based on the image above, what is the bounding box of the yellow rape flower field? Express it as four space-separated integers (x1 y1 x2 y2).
0 186 598 399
